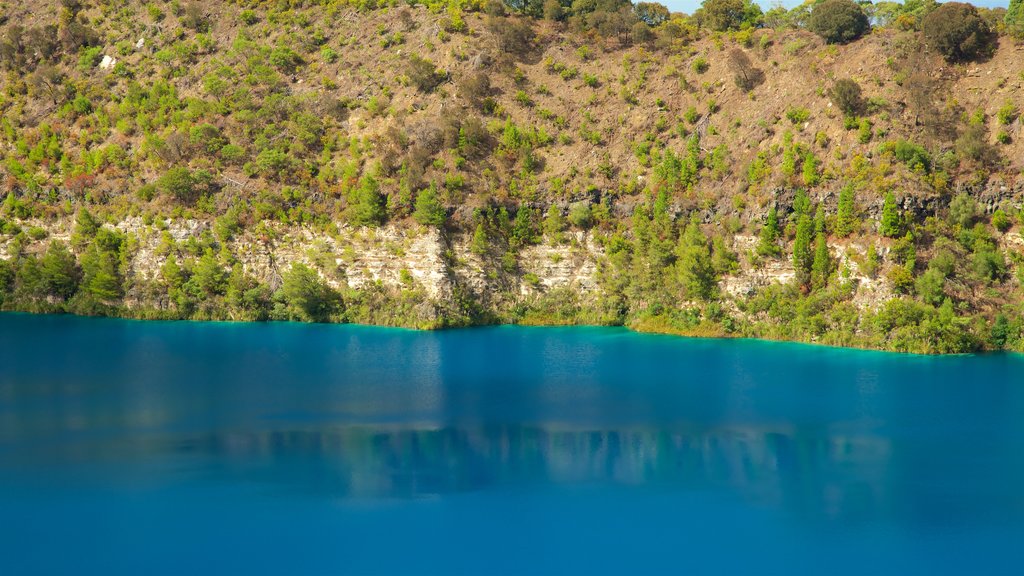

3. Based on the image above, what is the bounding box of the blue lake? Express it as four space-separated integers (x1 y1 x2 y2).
1 313 1024 575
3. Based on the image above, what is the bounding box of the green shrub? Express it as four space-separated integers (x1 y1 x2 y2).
786 107 810 124
829 78 863 116
807 0 870 44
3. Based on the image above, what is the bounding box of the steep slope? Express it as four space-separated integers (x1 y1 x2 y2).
1 1 1023 353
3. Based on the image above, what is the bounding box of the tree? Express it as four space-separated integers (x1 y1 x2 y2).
792 213 814 286
698 0 762 32
543 205 566 244
922 3 997 62
471 222 489 255
40 241 80 300
757 206 781 256
157 166 196 203
812 233 831 289
829 78 863 117
511 206 539 247
349 176 386 227
635 2 670 26
1008 0 1024 38
948 193 977 228
807 0 870 44
880 192 901 238
835 185 858 237
194 249 227 296
676 217 717 301
543 0 563 21
281 263 340 322
407 54 444 92
728 48 764 91
413 184 446 227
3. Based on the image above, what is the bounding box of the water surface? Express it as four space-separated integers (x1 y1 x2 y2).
1 314 1023 574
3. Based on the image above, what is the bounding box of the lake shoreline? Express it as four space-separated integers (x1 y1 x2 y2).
0 308 998 357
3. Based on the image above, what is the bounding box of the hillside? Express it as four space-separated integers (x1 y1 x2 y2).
1 0 1024 353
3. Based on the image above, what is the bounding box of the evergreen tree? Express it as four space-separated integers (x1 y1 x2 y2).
511 206 539 247
880 191 901 237
194 249 228 296
835 185 857 237
40 241 80 300
812 233 831 290
793 213 814 286
413 183 446 227
676 217 717 301
757 206 781 256
471 222 489 255
543 205 566 244
350 176 386 227
281 263 340 322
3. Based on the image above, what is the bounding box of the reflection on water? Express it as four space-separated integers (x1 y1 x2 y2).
3 315 1024 537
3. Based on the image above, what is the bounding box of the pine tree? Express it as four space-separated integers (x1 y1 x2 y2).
835 185 857 237
880 191 901 237
350 176 386 227
812 233 831 290
413 183 446 226
471 222 489 255
793 213 814 286
543 205 566 244
676 217 717 301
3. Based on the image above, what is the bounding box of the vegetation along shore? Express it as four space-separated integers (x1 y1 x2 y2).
2 0 1024 353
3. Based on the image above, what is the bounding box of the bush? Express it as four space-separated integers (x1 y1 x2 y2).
955 124 999 167
807 0 869 44
992 209 1012 232
269 47 303 73
157 166 196 202
407 54 444 92
922 3 997 63
829 78 863 116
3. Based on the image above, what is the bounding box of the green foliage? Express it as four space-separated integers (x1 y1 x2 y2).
880 192 901 238
829 78 863 116
281 263 340 322
922 3 996 63
40 241 81 300
786 107 810 125
835 185 857 237
676 217 718 301
349 176 386 227
698 0 763 32
157 167 198 203
543 205 566 244
992 209 1012 233
879 140 931 173
792 213 814 286
407 54 444 92
413 183 447 227
1008 0 1024 38
269 47 303 73
194 250 227 296
948 193 978 228
807 0 870 44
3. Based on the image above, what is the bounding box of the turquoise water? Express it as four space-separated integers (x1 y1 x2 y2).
1 314 1024 575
